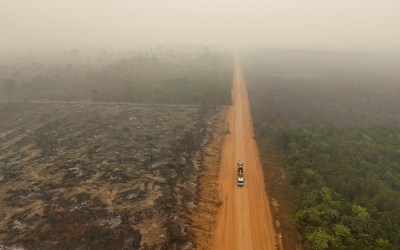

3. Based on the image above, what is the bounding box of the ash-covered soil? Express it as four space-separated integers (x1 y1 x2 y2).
0 102 224 249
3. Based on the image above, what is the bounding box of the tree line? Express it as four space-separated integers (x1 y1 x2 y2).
242 49 400 249
0 47 233 106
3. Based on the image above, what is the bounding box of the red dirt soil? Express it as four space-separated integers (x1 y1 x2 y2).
213 56 277 249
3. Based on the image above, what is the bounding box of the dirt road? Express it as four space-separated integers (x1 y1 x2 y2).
213 56 276 249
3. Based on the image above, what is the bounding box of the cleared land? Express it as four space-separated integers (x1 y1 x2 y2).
0 102 226 249
213 57 276 249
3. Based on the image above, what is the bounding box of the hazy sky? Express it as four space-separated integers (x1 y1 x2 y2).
1 0 400 51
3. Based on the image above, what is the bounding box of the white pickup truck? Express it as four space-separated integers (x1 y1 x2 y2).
237 160 244 187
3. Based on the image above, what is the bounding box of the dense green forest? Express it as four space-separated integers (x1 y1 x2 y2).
0 47 233 105
242 49 400 249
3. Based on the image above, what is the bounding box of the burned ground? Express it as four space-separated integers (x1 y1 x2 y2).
0 102 224 249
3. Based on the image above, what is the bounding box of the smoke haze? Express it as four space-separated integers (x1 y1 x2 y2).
2 0 400 51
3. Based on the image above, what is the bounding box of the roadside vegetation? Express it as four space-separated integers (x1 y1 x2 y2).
242 49 400 250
